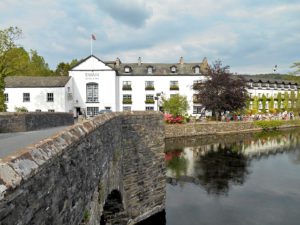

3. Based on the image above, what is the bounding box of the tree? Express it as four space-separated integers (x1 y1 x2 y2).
0 26 22 111
291 62 300 75
162 94 189 117
55 59 78 76
194 61 248 119
28 50 53 76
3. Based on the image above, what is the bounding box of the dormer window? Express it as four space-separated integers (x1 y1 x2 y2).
147 66 153 74
194 66 200 74
171 66 177 73
124 66 131 73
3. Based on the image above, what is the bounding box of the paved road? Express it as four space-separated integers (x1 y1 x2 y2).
0 126 70 158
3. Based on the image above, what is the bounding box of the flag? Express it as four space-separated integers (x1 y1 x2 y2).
91 34 96 40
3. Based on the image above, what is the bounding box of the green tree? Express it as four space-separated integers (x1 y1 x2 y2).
55 59 78 76
0 26 22 111
277 93 282 112
283 92 289 110
162 94 189 116
28 50 53 76
291 91 296 109
269 97 275 113
291 62 300 75
262 94 267 113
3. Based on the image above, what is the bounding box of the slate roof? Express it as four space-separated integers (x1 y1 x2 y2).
5 76 71 88
107 57 209 76
239 75 298 85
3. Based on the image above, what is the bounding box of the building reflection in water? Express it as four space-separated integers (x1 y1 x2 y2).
165 129 300 196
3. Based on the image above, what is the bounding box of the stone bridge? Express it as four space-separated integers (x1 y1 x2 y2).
0 112 166 225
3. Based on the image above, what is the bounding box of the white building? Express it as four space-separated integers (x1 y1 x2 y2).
4 55 299 116
4 76 73 113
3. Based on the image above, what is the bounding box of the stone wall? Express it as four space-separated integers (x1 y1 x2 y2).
0 112 74 133
0 112 166 225
165 121 300 138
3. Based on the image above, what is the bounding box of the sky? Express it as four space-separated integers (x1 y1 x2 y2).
1 0 300 74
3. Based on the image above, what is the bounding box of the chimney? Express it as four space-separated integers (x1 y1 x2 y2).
116 57 121 67
179 56 184 64
138 57 142 66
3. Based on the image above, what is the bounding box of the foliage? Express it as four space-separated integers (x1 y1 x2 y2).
261 94 267 113
145 99 155 104
254 120 284 130
277 93 282 112
166 153 188 178
55 59 78 76
291 61 300 75
164 114 184 124
193 61 248 119
283 92 289 110
162 94 189 117
14 106 28 112
0 27 22 111
82 210 90 223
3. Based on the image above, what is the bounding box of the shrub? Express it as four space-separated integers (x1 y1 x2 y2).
15 106 28 112
254 120 284 130
164 114 184 124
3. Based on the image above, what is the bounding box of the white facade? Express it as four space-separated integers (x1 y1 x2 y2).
69 56 117 116
5 78 73 113
4 55 299 116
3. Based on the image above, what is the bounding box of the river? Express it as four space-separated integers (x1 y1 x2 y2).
140 128 300 225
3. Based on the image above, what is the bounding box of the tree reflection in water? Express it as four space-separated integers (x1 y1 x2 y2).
195 144 250 196
165 149 188 179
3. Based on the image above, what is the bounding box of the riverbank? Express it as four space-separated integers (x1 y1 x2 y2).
165 120 300 138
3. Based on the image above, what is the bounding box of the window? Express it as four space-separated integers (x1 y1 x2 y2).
48 109 55 112
193 106 202 114
67 87 71 92
123 94 132 104
193 94 200 103
145 94 154 104
147 67 153 74
36 109 42 112
4 93 8 102
194 66 200 74
123 106 131 111
23 93 30 102
171 66 176 73
124 66 131 73
249 101 253 110
288 101 292 108
47 93 54 102
87 107 99 116
258 93 261 98
145 81 154 90
86 83 98 102
122 81 132 90
145 106 154 111
170 81 179 90
274 101 278 109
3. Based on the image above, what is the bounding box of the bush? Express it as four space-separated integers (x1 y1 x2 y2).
15 106 28 112
164 114 184 124
254 120 284 130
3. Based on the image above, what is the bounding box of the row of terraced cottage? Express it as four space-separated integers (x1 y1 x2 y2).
4 55 300 117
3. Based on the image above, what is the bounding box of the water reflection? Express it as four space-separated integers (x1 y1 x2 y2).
165 129 300 196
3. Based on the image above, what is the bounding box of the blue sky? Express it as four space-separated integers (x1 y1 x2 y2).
1 0 300 74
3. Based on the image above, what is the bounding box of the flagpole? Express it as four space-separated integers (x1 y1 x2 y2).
90 36 93 55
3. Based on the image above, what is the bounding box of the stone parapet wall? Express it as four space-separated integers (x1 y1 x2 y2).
0 112 74 133
0 111 165 225
165 121 300 138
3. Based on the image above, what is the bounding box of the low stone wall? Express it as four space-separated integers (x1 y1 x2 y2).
0 112 166 225
165 121 300 138
0 112 74 133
